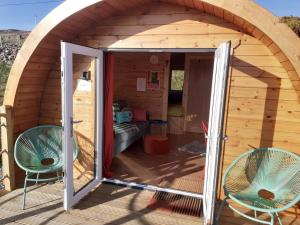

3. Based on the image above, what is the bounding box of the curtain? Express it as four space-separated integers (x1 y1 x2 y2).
103 52 114 177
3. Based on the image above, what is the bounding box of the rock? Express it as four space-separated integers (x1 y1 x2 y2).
0 30 29 65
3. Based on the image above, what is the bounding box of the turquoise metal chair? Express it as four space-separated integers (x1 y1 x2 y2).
14 125 78 209
217 147 300 225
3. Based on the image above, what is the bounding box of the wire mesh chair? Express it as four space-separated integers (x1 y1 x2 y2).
14 125 78 209
217 147 300 225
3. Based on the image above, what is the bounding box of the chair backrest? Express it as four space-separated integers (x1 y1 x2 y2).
223 147 300 212
14 125 78 172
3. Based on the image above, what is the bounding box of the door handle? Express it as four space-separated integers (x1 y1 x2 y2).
60 119 83 124
70 118 83 137
72 120 83 124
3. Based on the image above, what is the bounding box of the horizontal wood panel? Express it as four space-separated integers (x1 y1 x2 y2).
230 76 293 89
226 126 300 141
227 97 300 112
229 87 298 101
80 33 243 49
228 108 300 123
231 66 289 79
94 24 241 36
223 137 300 153
234 44 273 56
100 14 236 27
233 55 282 67
226 116 300 133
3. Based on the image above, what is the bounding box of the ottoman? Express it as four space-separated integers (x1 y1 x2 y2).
144 135 169 155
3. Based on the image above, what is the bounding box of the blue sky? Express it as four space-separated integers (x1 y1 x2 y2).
0 0 299 31
255 0 300 17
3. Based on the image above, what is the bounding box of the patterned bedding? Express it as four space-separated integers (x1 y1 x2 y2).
113 121 149 156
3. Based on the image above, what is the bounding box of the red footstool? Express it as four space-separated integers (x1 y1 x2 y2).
144 135 169 155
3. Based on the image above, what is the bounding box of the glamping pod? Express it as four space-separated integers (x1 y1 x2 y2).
2 0 300 224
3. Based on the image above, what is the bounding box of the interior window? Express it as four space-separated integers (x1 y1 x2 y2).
168 53 185 105
171 70 185 91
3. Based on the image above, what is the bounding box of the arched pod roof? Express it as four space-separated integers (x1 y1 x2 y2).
4 0 300 106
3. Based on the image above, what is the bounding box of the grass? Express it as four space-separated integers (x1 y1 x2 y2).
0 62 10 105
171 70 185 91
280 16 300 37
0 62 9 189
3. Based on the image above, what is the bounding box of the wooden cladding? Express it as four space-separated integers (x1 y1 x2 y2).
114 52 169 120
4 3 300 217
5 0 300 132
21 2 300 171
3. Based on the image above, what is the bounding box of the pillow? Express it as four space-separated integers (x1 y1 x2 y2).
115 111 133 124
113 103 121 112
114 100 127 110
113 101 128 122
133 108 147 122
122 107 132 112
112 103 120 122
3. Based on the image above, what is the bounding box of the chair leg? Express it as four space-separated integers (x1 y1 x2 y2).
270 213 275 225
57 171 62 182
35 173 39 184
276 212 283 225
216 198 228 224
254 210 257 218
22 173 29 210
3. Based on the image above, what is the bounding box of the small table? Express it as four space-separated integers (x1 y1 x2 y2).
144 134 169 155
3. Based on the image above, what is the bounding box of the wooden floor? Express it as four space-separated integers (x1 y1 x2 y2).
1 134 299 225
111 132 206 193
0 182 202 225
167 104 184 117
0 182 299 225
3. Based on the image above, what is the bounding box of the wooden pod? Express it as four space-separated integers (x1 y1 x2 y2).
3 0 300 216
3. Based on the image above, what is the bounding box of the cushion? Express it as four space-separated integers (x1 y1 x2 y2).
122 107 132 112
133 108 147 122
114 100 127 110
113 104 120 122
115 111 133 124
113 101 128 122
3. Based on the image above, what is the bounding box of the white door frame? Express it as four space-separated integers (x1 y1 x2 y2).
61 43 231 223
61 42 104 211
203 41 231 225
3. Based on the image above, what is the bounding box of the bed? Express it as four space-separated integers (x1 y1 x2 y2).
113 121 149 156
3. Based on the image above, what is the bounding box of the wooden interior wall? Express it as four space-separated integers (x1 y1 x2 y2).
113 52 169 120
12 2 300 215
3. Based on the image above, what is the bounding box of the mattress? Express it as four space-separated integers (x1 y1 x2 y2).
113 121 149 156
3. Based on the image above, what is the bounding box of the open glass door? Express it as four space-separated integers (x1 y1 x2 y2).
61 42 103 210
203 41 231 225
